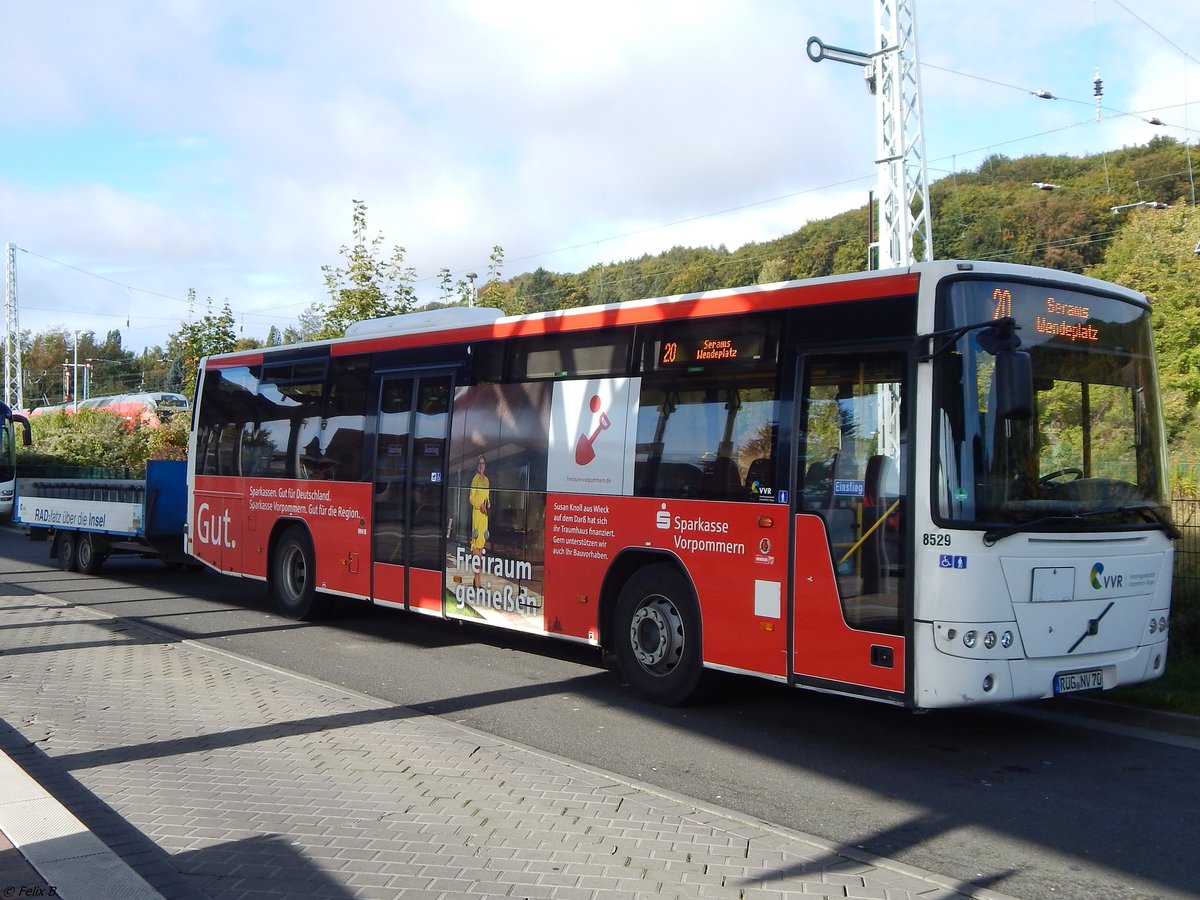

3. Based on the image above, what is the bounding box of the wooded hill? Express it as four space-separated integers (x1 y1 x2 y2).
487 136 1197 311
478 136 1200 476
19 138 1200 479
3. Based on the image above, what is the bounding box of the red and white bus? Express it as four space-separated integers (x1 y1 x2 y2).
187 260 1176 708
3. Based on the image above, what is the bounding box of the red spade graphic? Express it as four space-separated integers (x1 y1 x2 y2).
574 395 611 465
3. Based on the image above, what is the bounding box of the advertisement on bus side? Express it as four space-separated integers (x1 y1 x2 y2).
444 382 551 630
443 377 638 632
193 475 373 595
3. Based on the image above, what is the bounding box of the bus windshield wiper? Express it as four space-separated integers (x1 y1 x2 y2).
983 504 1180 546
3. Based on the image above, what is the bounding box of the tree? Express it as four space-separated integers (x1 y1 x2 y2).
89 329 142 397
514 267 560 310
266 326 283 347
135 346 172 393
756 257 791 285
1086 206 1200 463
478 245 520 313
438 267 454 304
282 302 326 344
168 291 238 398
831 239 870 275
317 199 416 338
21 328 73 408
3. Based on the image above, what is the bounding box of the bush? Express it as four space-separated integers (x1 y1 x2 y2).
148 413 190 461
18 408 189 477
1175 470 1199 500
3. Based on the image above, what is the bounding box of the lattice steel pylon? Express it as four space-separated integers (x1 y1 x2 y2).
807 0 933 269
4 243 22 411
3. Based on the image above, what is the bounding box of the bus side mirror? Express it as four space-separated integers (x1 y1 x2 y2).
995 349 1033 420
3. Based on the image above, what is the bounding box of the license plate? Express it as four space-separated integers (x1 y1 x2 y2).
1054 669 1104 694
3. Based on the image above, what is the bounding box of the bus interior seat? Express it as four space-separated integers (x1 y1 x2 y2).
744 457 772 493
802 456 836 509
657 462 702 499
864 454 898 509
704 455 742 500
860 453 901 608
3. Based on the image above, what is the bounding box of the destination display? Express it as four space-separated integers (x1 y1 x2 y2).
990 285 1100 344
654 329 768 369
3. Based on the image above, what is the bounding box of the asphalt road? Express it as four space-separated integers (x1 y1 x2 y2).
1 527 1196 900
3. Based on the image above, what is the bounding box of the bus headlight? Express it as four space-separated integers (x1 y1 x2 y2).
935 622 1019 658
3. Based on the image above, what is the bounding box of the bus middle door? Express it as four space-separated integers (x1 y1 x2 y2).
371 372 452 613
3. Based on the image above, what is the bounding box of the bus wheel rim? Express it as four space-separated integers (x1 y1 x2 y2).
284 546 306 597
629 598 682 674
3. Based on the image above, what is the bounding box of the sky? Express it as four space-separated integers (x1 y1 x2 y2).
0 0 1197 358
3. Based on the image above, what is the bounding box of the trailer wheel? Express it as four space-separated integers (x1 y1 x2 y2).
272 526 328 620
58 532 77 572
613 565 707 706
76 533 105 575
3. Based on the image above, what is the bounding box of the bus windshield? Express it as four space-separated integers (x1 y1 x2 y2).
934 277 1170 531
0 423 14 485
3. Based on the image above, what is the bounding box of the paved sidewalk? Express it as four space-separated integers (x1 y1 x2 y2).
0 588 1015 900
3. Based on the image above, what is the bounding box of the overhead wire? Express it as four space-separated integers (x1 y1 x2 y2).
13 246 188 307
1109 0 1200 67
13 245 293 331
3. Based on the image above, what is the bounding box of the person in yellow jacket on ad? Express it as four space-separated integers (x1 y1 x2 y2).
469 454 490 587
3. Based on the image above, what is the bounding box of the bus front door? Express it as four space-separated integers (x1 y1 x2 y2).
371 373 452 613
792 353 907 700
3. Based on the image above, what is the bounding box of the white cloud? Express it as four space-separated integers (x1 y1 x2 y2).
0 1 1196 351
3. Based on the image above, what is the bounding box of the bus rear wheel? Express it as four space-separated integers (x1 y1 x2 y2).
613 565 706 706
271 526 328 620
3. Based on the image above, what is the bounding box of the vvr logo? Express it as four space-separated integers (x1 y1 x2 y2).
1091 562 1123 590
750 480 773 500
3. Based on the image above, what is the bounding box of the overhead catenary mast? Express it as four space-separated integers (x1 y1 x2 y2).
4 243 22 411
807 0 933 269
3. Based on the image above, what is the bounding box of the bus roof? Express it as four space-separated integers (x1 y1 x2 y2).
201 259 1149 369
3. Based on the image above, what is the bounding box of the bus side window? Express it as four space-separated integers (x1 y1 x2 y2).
635 377 778 502
196 425 221 476
217 424 242 477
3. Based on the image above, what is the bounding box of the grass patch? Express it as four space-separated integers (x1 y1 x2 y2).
1108 651 1200 717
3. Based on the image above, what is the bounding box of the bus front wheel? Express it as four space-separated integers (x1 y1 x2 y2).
613 565 706 706
271 526 328 620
